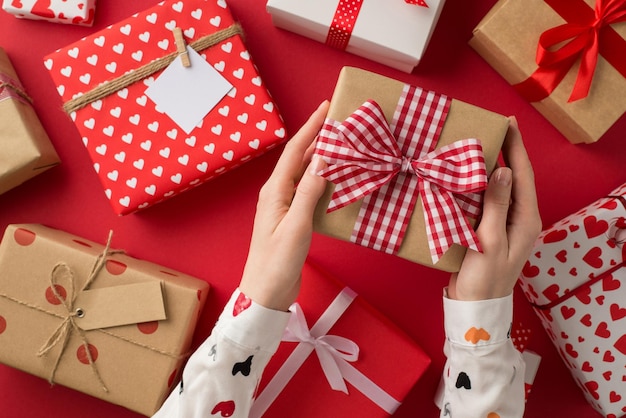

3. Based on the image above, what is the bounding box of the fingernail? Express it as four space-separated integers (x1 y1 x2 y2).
495 167 512 186
309 155 323 176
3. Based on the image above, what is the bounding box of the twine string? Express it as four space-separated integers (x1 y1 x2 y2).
0 74 33 104
0 230 184 392
63 23 243 114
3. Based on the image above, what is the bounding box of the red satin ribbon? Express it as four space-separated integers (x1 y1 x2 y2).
513 0 626 103
326 0 428 50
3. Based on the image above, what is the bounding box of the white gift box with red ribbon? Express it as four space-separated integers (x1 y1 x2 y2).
266 0 446 73
2 0 96 26
518 183 626 417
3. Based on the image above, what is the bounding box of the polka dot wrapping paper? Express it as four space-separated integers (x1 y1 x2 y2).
311 67 508 273
253 262 430 417
0 48 60 196
44 0 287 215
518 182 626 417
266 0 445 73
0 224 210 416
1 0 96 26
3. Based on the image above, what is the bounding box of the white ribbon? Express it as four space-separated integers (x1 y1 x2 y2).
249 287 402 417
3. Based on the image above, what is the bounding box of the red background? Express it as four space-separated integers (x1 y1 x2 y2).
0 0 624 417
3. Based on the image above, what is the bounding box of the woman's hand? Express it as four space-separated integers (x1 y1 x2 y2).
448 117 542 301
239 101 329 311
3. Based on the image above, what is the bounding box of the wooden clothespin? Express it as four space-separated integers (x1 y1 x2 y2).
173 27 191 68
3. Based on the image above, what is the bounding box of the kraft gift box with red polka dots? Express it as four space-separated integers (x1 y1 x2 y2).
266 0 445 73
519 183 626 418
0 224 210 416
44 0 286 215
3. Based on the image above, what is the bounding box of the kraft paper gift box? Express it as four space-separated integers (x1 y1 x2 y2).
518 183 626 417
2 0 96 26
45 0 286 215
250 262 430 418
470 0 626 144
313 67 508 273
266 0 445 73
0 48 59 195
0 224 210 416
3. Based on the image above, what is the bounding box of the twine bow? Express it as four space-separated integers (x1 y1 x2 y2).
317 99 487 264
513 0 626 102
37 231 121 392
282 302 359 394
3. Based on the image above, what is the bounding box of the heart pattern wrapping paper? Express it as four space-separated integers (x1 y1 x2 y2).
44 0 286 215
518 182 626 417
2 0 96 26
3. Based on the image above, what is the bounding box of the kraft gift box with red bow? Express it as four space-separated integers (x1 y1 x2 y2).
313 67 508 273
470 0 626 144
0 47 60 195
250 262 430 418
518 182 626 417
0 224 210 416
266 0 445 73
2 0 96 26
44 0 286 215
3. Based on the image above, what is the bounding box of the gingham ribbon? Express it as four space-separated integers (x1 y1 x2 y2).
0 72 32 105
316 86 488 264
326 0 428 50
250 287 401 417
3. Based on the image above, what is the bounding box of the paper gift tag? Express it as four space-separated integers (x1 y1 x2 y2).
145 46 233 134
74 281 166 330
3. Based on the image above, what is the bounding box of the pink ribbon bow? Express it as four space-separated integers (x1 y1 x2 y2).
282 302 360 394
316 96 488 264
250 287 401 418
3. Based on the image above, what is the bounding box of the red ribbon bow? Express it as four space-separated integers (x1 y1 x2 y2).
316 99 487 264
514 0 626 103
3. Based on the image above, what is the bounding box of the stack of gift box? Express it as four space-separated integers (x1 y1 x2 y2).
0 0 624 416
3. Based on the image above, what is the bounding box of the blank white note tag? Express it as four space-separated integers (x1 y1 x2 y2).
145 46 233 134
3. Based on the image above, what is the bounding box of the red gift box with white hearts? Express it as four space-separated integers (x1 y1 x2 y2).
249 262 430 418
519 183 626 417
44 0 286 215
0 224 209 416
2 0 96 26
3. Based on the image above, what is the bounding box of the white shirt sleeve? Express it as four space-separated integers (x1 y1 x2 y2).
152 288 290 418
438 291 526 418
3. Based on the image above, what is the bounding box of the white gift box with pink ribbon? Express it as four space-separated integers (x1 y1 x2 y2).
2 0 96 26
518 182 626 417
266 0 446 73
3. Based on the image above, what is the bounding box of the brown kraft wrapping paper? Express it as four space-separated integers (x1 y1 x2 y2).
313 67 509 273
470 0 626 144
0 224 210 416
0 48 60 194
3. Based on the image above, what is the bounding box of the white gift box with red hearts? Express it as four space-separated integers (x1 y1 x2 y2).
2 0 96 26
519 183 626 418
44 0 286 215
266 0 446 73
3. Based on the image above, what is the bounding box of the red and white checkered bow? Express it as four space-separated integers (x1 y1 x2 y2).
316 99 488 264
